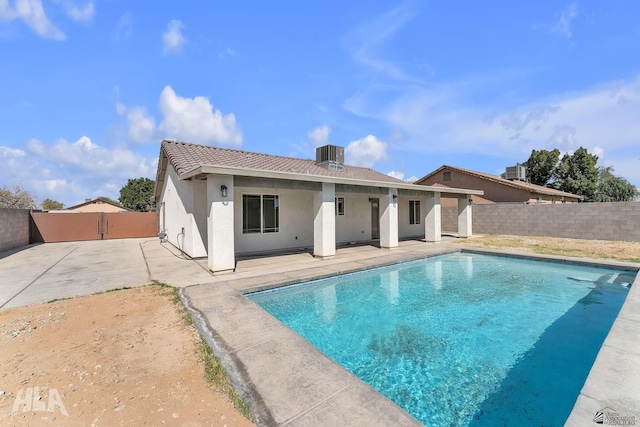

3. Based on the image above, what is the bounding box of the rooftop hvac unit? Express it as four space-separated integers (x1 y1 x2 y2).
503 164 527 181
316 145 345 164
315 145 345 171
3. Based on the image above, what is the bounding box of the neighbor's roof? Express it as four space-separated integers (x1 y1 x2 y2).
65 198 131 211
415 165 583 199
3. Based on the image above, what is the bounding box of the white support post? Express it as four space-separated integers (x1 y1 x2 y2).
425 192 442 242
458 195 473 238
380 188 398 249
207 174 235 273
313 182 336 258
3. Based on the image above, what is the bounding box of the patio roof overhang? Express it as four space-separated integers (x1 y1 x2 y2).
180 164 484 198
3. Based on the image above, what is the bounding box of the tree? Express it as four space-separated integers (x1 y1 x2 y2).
41 199 64 210
553 147 599 201
119 178 156 212
523 148 561 186
0 184 37 209
595 166 639 202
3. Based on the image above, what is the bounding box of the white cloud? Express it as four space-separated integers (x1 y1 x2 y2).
387 170 404 180
0 145 26 158
158 85 242 146
219 47 236 59
0 146 27 172
345 135 387 168
62 0 94 23
592 146 605 159
162 19 185 55
355 75 640 160
127 107 156 143
116 104 156 143
2 136 158 206
552 2 578 38
30 136 155 178
0 0 66 40
112 12 132 41
307 125 330 148
346 2 419 81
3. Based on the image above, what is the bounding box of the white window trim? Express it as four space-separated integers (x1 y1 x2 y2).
242 194 280 234
335 197 345 216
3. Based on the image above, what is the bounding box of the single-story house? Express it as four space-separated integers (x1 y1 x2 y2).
154 140 483 273
62 198 132 213
415 165 583 205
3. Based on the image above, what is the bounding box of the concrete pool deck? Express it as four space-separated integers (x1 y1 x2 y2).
1 238 639 425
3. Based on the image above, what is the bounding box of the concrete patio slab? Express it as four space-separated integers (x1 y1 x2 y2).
0 238 215 309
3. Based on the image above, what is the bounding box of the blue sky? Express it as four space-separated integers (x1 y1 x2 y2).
1 1 640 207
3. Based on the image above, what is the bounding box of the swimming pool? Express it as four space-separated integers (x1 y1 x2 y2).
248 252 634 426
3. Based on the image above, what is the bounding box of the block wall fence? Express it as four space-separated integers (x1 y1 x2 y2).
443 202 640 242
2 203 639 253
0 208 31 253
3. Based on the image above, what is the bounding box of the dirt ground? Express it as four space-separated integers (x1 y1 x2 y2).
0 286 254 427
456 235 640 264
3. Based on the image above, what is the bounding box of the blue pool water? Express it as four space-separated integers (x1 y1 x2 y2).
248 253 635 426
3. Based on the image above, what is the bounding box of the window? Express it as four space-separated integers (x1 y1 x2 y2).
243 194 279 233
443 171 451 182
335 197 345 216
409 200 421 225
262 195 279 232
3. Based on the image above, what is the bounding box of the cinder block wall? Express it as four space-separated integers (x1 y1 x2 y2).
442 202 640 241
442 206 459 233
0 208 31 252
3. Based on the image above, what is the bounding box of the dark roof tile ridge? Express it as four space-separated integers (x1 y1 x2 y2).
162 139 404 180
163 139 316 163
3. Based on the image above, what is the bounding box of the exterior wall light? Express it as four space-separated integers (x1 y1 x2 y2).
221 185 228 197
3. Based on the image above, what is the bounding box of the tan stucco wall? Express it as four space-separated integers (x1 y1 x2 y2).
73 202 127 213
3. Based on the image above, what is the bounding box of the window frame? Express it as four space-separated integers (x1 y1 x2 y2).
409 200 421 225
335 197 345 216
242 194 280 234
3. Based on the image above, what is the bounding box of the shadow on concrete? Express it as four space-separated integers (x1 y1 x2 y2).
0 243 43 261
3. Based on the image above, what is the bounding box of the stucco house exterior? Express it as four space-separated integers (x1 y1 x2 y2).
154 140 483 274
415 165 583 205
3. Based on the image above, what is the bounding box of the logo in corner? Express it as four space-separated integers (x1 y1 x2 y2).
593 407 637 425
593 408 608 424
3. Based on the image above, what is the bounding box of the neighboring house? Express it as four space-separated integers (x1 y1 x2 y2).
63 198 132 213
415 165 583 205
154 140 483 273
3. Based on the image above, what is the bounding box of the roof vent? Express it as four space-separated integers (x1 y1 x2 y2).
315 145 345 171
501 164 527 181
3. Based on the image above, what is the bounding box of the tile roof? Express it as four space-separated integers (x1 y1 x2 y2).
65 198 130 211
159 139 404 184
416 165 583 199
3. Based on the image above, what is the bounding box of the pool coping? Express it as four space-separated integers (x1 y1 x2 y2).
180 244 640 426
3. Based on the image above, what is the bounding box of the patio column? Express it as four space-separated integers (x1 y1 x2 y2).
207 174 235 273
425 192 442 242
458 195 473 238
380 188 398 249
313 182 335 258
